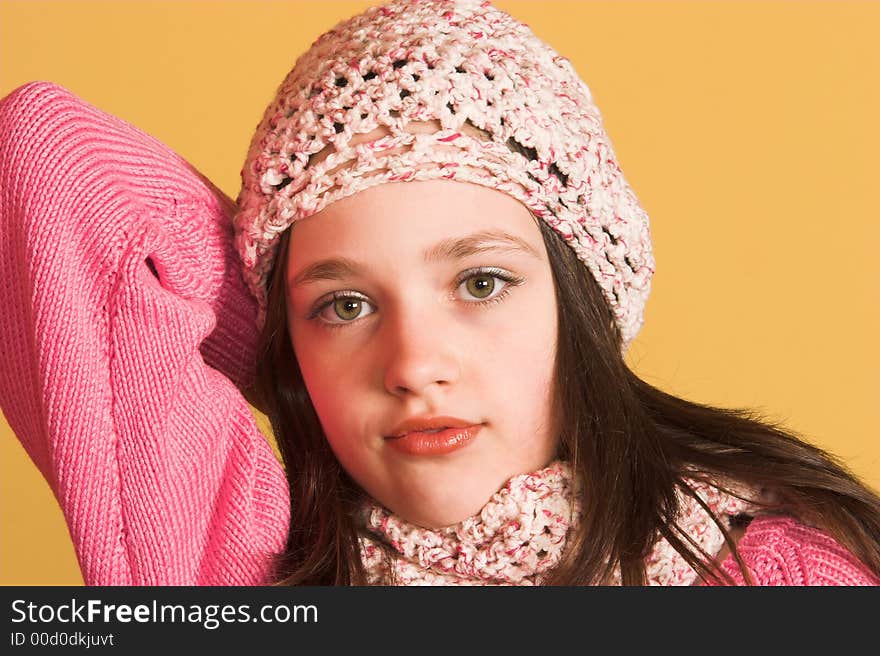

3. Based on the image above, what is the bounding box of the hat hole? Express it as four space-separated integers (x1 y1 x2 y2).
462 118 492 141
548 162 569 187
601 226 618 246
506 136 538 162
273 176 293 191
307 143 338 170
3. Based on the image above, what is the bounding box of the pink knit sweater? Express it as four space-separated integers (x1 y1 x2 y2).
1 82 876 586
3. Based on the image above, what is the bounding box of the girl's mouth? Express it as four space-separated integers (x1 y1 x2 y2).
385 425 483 456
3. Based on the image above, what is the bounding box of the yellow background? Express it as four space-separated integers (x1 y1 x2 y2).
1 1 877 585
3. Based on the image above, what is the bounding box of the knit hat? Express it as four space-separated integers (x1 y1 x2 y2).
234 0 654 352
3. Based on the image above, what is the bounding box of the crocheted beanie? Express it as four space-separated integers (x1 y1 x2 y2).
234 0 655 351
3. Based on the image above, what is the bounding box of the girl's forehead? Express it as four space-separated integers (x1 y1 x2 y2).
284 180 545 282
289 178 539 249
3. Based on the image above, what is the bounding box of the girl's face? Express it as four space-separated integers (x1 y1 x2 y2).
285 179 559 528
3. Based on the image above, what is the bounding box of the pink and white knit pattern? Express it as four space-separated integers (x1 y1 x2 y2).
235 0 654 352
358 461 762 586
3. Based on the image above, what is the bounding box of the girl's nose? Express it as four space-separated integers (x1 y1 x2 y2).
381 307 462 399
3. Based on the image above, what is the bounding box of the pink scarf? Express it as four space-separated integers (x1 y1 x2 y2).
358 460 761 585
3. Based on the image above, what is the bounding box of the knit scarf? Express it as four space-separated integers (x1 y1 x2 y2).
357 460 763 585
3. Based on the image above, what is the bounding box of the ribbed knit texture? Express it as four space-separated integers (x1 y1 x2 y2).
1 81 876 586
0 81 290 585
701 516 879 586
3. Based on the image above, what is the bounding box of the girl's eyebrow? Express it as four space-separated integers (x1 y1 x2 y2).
290 229 541 288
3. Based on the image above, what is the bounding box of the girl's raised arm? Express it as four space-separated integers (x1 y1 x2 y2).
0 81 289 585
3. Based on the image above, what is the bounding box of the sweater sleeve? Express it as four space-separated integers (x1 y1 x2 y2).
706 516 879 586
0 81 290 585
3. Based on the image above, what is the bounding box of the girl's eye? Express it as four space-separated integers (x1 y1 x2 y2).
309 293 375 327
331 297 371 322
464 274 496 299
307 267 524 329
456 268 522 303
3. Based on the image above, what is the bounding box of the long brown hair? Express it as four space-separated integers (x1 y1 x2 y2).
247 213 880 586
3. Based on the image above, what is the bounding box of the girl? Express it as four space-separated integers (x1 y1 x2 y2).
1 0 878 586
234 0 880 585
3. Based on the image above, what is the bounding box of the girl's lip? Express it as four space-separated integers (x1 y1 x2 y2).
385 424 483 456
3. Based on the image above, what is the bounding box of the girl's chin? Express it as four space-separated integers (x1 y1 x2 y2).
363 460 524 527
382 494 495 529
